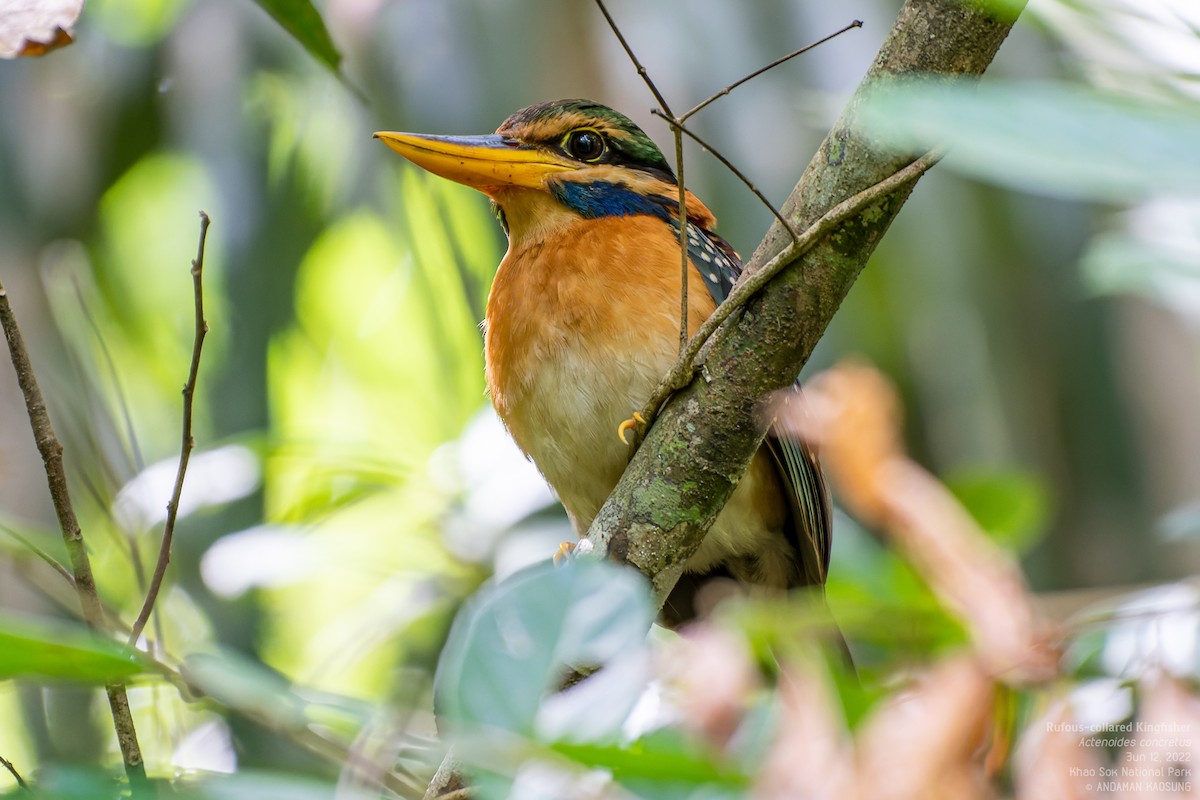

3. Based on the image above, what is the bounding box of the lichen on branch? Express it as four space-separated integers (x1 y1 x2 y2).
584 0 1029 606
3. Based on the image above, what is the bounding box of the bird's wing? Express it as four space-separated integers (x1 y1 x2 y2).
679 220 832 587
679 220 740 304
763 426 831 586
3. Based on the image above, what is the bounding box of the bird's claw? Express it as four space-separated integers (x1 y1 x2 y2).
617 411 647 445
553 541 576 566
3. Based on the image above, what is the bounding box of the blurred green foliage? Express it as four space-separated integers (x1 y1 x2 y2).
860 80 1200 202
0 616 147 683
945 468 1049 553
0 0 1198 796
249 0 341 73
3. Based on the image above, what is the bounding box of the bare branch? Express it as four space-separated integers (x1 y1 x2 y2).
0 289 105 624
651 109 801 242
679 20 864 123
592 0 675 118
591 0 693 354
0 754 29 791
672 127 689 355
0 280 146 780
586 0 1026 609
423 751 469 800
128 210 211 647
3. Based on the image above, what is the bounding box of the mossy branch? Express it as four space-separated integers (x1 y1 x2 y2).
583 0 1027 606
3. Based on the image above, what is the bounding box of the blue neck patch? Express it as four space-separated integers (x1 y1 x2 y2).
551 180 674 222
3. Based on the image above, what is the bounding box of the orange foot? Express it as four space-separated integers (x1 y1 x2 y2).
617 411 647 445
553 541 576 566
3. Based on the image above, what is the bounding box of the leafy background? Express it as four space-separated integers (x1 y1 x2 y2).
0 0 1198 795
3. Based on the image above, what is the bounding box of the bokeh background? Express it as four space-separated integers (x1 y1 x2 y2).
1 0 1198 789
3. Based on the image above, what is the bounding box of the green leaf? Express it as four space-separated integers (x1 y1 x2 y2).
181 649 371 735
1063 627 1113 680
435 559 655 738
434 560 656 800
251 0 341 73
0 615 146 683
1080 200 1200 301
182 770 364 800
21 765 125 800
944 467 1050 553
859 79 1200 201
183 651 309 728
825 521 968 665
553 730 750 790
31 766 359 800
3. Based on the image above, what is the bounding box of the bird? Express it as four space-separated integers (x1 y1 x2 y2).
375 99 829 623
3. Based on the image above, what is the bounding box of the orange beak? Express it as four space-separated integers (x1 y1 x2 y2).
373 131 575 193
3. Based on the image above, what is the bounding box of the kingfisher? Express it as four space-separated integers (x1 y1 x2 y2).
376 99 829 621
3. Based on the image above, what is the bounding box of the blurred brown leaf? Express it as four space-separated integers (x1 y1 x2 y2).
1013 699 1103 800
1121 672 1200 800
660 624 759 751
857 656 996 800
755 656 856 800
883 461 1059 679
775 361 904 528
0 0 82 58
776 361 1059 680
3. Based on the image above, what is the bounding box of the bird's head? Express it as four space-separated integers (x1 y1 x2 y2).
375 99 715 243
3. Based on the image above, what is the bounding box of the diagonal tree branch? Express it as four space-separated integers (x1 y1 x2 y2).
0 754 28 792
630 147 942 438
583 0 1027 606
0 281 147 783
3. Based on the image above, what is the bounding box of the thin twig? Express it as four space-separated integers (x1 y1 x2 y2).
592 0 691 352
20 564 431 798
679 20 864 122
652 110 802 242
593 0 675 118
0 754 29 791
673 127 689 355
0 522 76 587
128 211 210 647
632 149 943 434
0 281 146 780
0 288 107 628
1064 595 1200 633
592 6 859 358
149 658 427 799
170 652 420 797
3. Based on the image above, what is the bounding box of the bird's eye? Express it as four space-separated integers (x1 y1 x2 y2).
565 129 605 162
